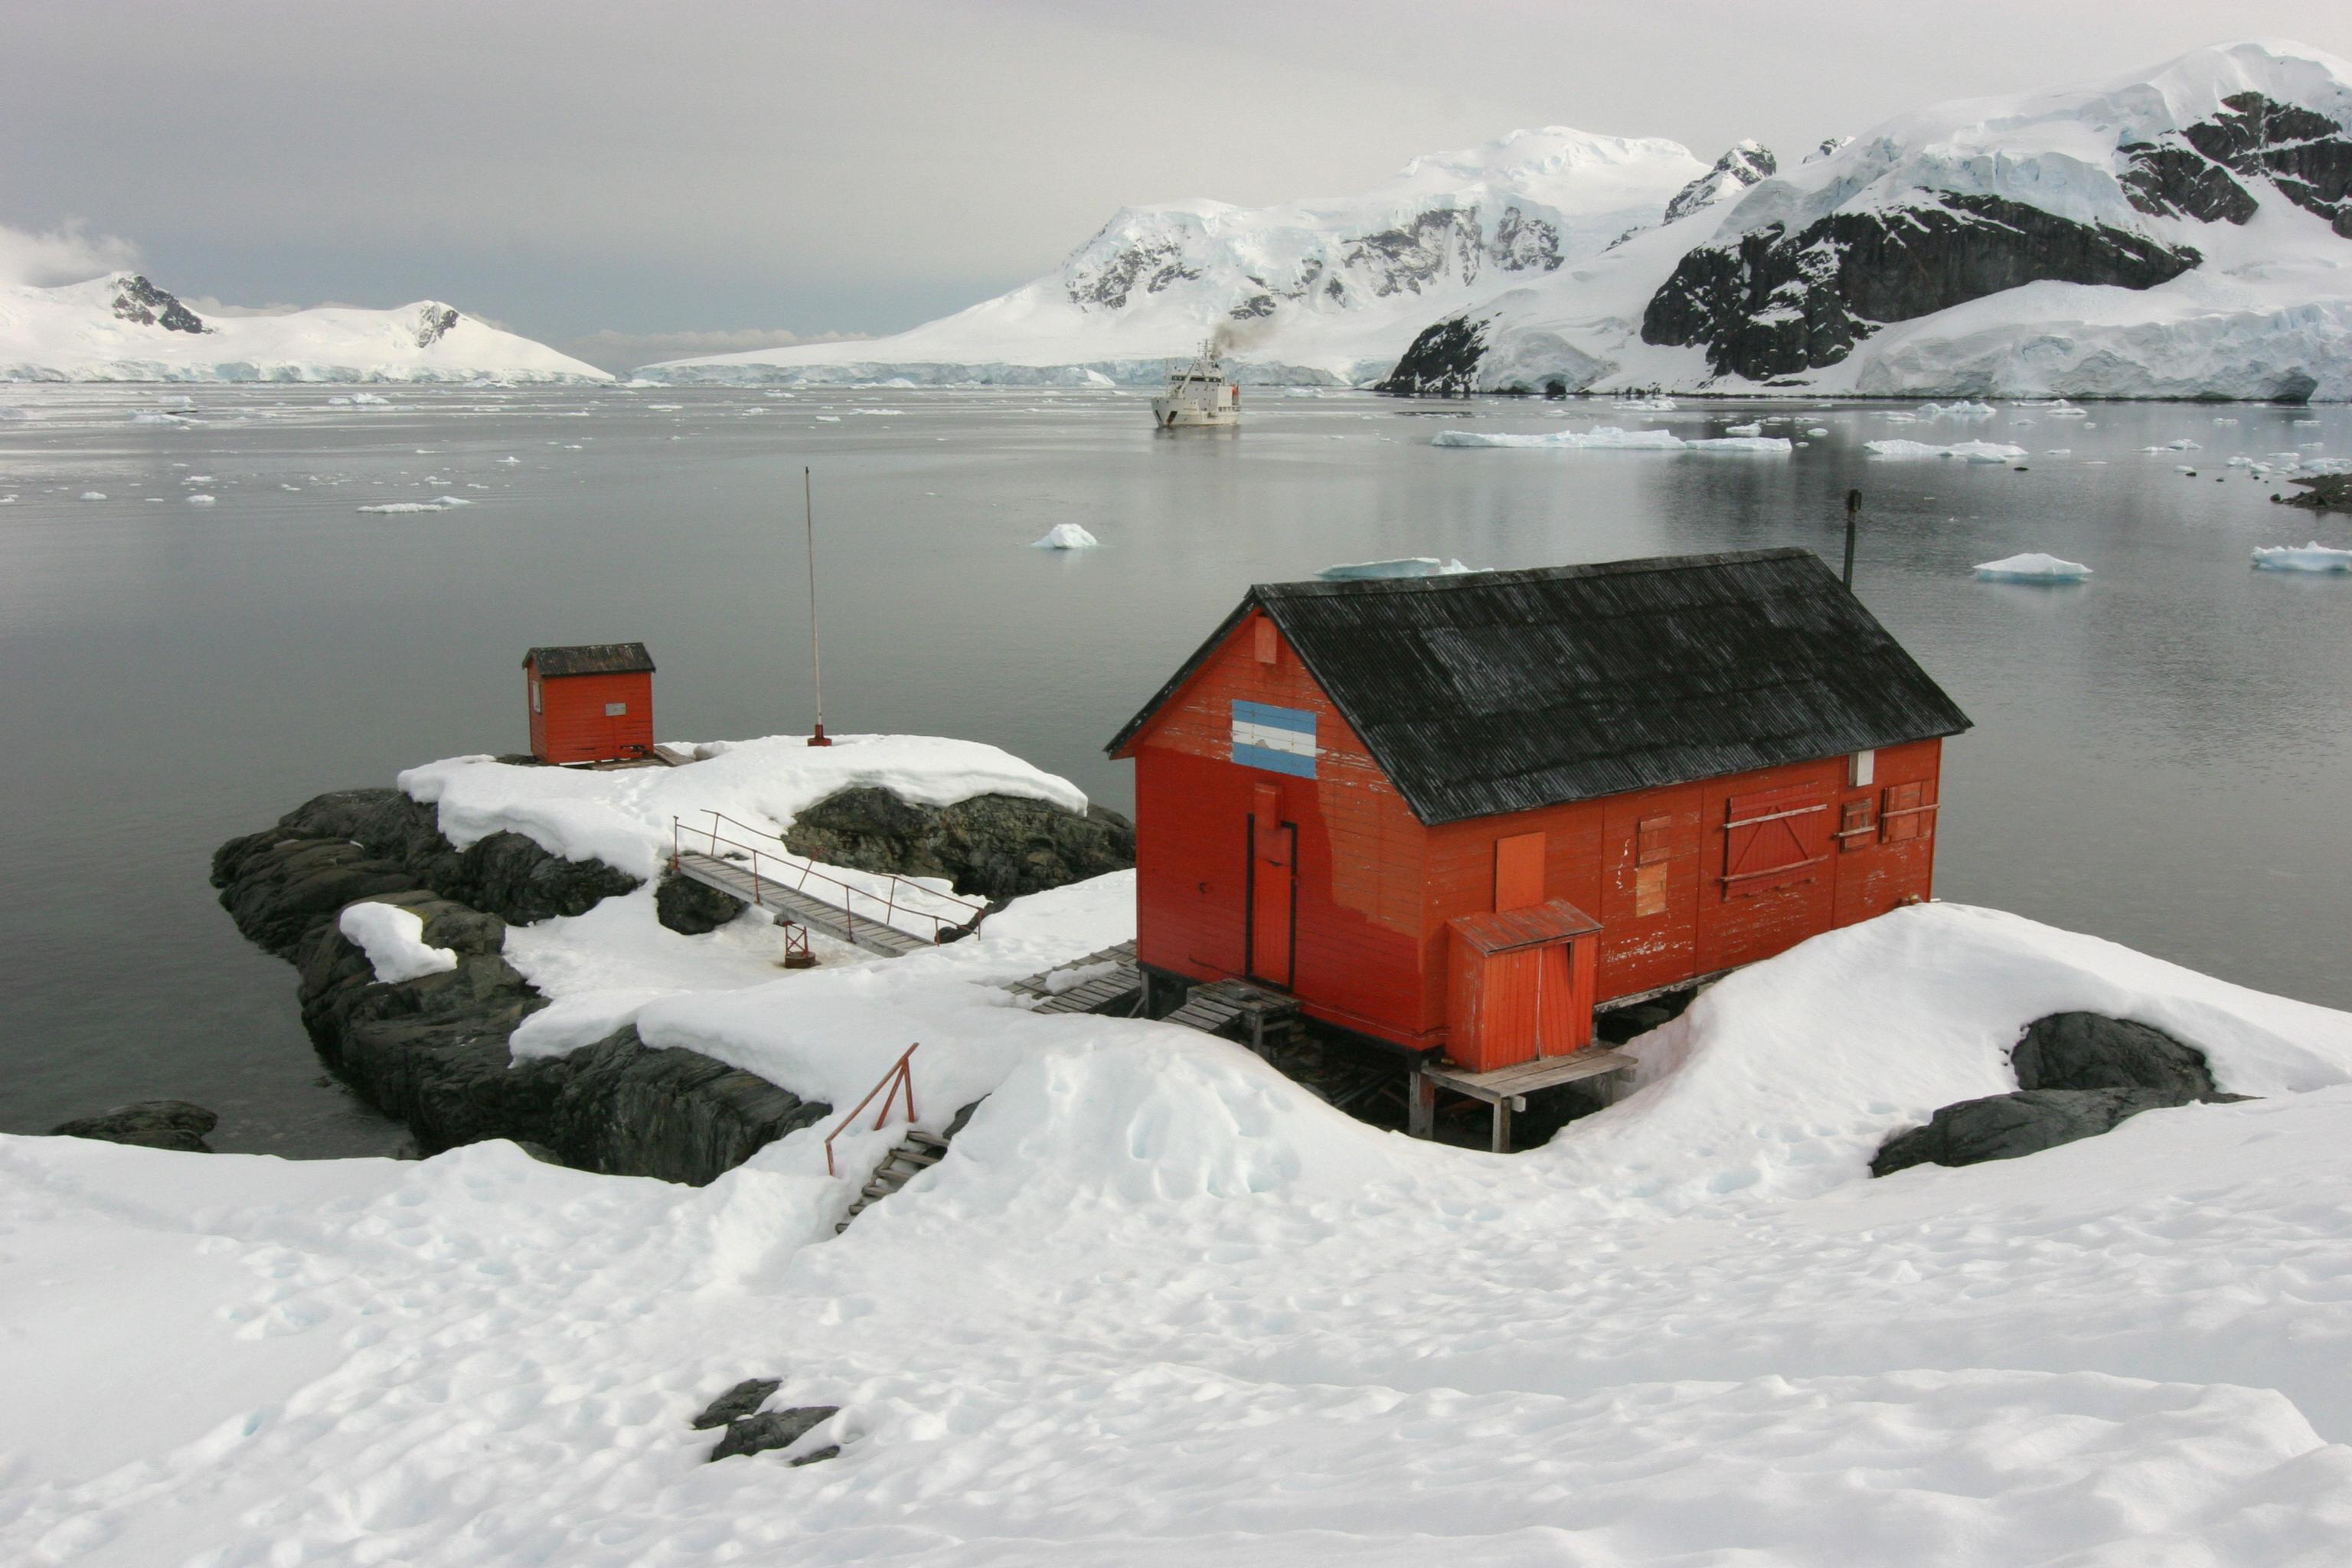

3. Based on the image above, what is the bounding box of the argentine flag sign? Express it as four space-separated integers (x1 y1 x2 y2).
1231 700 1317 778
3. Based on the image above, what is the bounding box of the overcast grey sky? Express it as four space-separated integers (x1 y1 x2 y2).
8 1 2352 369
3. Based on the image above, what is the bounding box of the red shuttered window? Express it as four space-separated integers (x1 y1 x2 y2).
1721 785 1828 899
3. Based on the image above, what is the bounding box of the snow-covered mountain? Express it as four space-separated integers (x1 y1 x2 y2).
1384 39 2352 400
0 273 610 384
638 129 1726 386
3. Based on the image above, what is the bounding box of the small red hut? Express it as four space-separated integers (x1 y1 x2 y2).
1106 550 1970 1109
523 643 656 764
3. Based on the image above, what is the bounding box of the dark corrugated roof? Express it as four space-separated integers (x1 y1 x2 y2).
1106 549 1970 825
523 642 655 678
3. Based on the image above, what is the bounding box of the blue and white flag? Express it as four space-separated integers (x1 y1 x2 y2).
1232 700 1316 778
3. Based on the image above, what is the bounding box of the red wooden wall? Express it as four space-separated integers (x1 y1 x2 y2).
528 669 655 764
1121 613 1945 1060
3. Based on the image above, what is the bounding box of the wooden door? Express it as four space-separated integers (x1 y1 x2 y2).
1248 783 1294 987
1536 936 1596 1057
1480 948 1542 1070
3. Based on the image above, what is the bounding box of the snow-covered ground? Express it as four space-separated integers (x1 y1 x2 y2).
8 894 2352 1563
0 274 609 384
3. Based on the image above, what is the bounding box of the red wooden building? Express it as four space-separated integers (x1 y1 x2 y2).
1106 550 1969 1129
523 643 656 764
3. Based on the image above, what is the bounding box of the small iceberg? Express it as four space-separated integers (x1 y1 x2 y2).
185 494 217 507
2252 542 2352 573
1918 400 1997 419
1031 524 1100 550
1975 552 2091 583
358 501 453 514
1866 439 2027 463
1725 422 1763 437
1435 426 1791 454
1318 557 1474 581
1611 396 1677 411
78 491 107 501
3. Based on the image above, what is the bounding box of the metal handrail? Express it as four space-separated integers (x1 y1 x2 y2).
824 1042 918 1176
668 810 987 943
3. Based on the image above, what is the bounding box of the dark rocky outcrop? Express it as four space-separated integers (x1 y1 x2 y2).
1377 315 1489 396
707 1406 841 1465
1872 1011 2248 1178
1870 1087 2191 1177
2120 143 2260 224
213 788 637 956
2011 1011 2216 1097
110 274 207 334
213 789 824 1182
47 1100 219 1153
414 305 461 348
2279 473 2352 511
656 871 747 936
2180 92 2352 239
691 1378 784 1430
1661 141 1777 227
784 788 1133 904
1640 194 2202 383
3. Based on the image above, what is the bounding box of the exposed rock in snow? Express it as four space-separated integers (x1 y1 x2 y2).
637 128 1713 386
1659 140 1778 227
1 273 608 384
1384 40 2352 400
43 1100 217 1154
1804 135 1854 165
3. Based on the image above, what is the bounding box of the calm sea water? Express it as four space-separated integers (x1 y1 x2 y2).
3 384 2348 1154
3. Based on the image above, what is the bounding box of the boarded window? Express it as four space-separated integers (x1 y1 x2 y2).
1633 814 1671 916
604 701 628 717
1880 780 1935 843
1838 799 1873 852
1495 832 1545 911
1721 785 1827 898
1253 618 1279 664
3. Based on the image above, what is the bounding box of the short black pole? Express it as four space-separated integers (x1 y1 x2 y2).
1842 488 1860 589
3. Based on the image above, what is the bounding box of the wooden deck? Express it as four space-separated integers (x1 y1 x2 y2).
1413 1047 1635 1152
1002 941 1144 1016
1165 978 1299 1056
671 849 933 959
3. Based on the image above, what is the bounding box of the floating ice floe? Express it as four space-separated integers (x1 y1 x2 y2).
77 491 106 501
0 407 28 421
1031 524 1101 550
1612 396 1677 411
1864 439 2027 463
129 411 184 425
1918 400 1997 418
185 494 217 507
339 901 459 983
1726 423 1763 436
2144 439 2201 452
2251 543 2352 573
2045 401 2090 418
358 501 456 514
1434 426 1792 454
1805 426 1830 437
1975 552 2092 583
1318 557 1475 580
326 391 394 407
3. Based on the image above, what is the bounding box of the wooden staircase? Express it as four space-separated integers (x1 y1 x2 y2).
1001 940 1144 1015
835 1129 952 1233
1165 977 1301 1059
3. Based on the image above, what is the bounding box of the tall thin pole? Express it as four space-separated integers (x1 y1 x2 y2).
805 466 831 746
1842 488 1861 590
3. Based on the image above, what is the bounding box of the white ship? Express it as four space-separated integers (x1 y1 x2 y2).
1150 343 1240 428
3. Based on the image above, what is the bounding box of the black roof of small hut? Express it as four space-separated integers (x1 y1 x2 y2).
522 642 656 678
1107 549 1971 825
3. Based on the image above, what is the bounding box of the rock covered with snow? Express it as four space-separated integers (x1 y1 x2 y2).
0 272 609 384
1386 39 2352 400
338 900 461 984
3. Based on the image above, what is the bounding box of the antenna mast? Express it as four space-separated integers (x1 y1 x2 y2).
804 466 831 746
1842 488 1861 589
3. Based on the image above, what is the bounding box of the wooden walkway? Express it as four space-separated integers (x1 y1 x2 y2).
1413 1047 1635 1152
671 848 933 959
1165 978 1299 1056
1002 941 1142 1016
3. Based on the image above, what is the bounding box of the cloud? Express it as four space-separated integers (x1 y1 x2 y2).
560 325 874 372
0 218 139 286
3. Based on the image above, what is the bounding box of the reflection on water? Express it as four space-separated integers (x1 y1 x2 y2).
2 384 2347 1152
